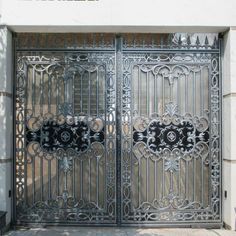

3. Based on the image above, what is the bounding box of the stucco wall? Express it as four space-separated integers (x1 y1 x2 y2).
0 0 236 32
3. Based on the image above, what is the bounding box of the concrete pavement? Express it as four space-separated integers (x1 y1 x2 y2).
4 227 236 236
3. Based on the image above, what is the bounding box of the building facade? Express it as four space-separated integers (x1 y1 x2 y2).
0 0 236 230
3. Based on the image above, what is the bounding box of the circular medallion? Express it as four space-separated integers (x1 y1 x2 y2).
163 128 179 146
57 128 74 145
60 131 71 142
167 131 177 142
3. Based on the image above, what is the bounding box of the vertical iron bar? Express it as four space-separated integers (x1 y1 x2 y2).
40 71 43 116
64 74 66 110
64 172 67 191
193 158 195 202
162 160 165 198
96 157 99 206
80 160 83 200
186 161 189 199
154 160 157 200
48 73 51 113
88 72 91 116
56 158 59 196
138 160 141 206
170 80 173 102
170 171 173 193
32 68 35 115
201 158 204 205
80 73 83 113
32 157 35 204
56 74 59 115
185 160 187 199
72 72 75 116
22 146 28 204
177 75 180 112
146 158 149 202
73 159 76 199
186 74 188 113
162 75 165 114
138 66 141 115
146 72 149 116
154 75 157 113
200 69 203 116
96 68 99 116
89 157 91 202
178 160 181 197
40 157 43 201
193 72 196 115
48 160 51 199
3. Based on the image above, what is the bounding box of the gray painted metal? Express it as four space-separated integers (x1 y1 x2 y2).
14 33 221 226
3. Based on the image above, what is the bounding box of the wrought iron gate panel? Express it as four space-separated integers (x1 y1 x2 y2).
15 47 117 224
121 34 221 224
15 33 221 226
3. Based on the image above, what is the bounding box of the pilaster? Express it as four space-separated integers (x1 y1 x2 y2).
222 28 236 230
0 25 13 225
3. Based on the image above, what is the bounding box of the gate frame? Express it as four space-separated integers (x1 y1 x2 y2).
12 33 223 228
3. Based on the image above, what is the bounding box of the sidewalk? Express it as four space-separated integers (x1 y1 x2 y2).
4 227 236 236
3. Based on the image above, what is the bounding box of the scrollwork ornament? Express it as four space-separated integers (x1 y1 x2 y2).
133 102 209 172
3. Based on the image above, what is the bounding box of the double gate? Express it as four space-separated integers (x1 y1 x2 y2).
15 33 221 226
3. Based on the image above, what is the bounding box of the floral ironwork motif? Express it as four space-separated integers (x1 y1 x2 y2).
164 155 180 172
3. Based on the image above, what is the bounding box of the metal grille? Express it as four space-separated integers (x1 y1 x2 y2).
14 33 221 226
15 47 117 224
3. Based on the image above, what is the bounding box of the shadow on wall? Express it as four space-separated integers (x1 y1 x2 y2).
0 163 7 206
235 208 236 231
0 26 7 184
0 27 7 92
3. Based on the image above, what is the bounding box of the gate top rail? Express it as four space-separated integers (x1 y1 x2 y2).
15 33 220 52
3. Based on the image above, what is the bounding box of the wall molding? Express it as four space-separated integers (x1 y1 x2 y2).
0 158 12 164
223 92 236 98
0 91 12 98
223 159 236 163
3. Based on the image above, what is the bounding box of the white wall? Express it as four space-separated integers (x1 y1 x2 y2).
0 0 2 23
0 0 236 32
0 26 13 226
222 29 236 230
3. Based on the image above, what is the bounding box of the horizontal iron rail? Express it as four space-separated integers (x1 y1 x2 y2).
16 48 220 53
16 48 116 52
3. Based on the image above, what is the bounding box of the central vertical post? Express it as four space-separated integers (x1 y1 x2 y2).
116 35 122 225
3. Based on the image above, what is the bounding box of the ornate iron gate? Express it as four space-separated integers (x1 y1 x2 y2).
14 33 221 226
